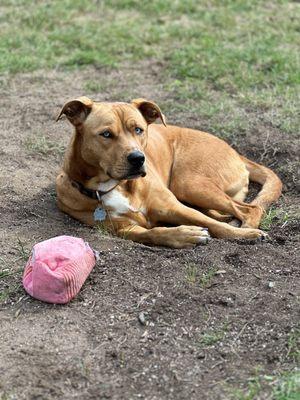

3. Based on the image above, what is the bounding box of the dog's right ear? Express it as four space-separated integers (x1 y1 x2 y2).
131 98 166 127
56 97 93 126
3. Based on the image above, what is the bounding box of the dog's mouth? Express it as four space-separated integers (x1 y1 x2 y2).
108 167 146 181
125 170 146 180
122 166 146 180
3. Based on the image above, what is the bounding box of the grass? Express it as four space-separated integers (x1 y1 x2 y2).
198 323 228 347
15 238 30 261
273 370 300 400
185 263 198 284
260 207 289 231
95 221 111 236
84 80 104 94
25 134 65 156
185 263 218 287
0 1 299 139
229 369 300 400
0 284 22 303
199 266 218 288
286 327 300 363
0 394 15 400
0 239 29 303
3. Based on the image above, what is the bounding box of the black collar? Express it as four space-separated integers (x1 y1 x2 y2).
71 180 118 201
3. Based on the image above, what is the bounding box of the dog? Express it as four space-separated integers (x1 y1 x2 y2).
56 97 282 248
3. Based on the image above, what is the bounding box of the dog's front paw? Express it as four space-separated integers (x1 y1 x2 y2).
241 228 269 241
169 225 211 248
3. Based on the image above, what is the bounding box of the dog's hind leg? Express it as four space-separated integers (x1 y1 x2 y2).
206 210 233 222
170 176 263 229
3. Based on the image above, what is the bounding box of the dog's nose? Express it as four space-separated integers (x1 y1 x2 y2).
127 151 145 168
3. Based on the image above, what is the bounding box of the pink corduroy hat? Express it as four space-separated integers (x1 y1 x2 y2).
23 236 97 304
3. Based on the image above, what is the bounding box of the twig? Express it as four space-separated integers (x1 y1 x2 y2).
234 321 251 342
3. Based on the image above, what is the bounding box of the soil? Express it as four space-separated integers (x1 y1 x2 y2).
0 62 299 400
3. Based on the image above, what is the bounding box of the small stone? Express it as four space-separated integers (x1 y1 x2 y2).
138 312 147 326
268 282 275 288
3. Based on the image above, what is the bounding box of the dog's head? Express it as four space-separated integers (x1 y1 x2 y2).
57 97 166 180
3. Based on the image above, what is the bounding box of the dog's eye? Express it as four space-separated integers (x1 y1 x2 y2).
135 127 143 135
100 130 112 139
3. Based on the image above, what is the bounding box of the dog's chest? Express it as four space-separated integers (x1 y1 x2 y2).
101 189 133 217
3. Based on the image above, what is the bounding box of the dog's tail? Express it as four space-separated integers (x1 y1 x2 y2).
241 156 282 210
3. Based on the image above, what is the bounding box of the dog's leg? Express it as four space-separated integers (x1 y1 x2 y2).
206 210 233 222
119 224 211 248
170 177 263 229
147 189 265 239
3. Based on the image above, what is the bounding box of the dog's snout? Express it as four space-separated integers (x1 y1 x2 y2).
127 151 145 168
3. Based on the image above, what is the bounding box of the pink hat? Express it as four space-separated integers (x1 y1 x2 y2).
23 236 97 304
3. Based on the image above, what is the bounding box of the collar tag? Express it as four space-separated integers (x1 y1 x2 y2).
94 206 107 222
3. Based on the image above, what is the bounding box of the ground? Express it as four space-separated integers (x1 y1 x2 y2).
0 1 299 400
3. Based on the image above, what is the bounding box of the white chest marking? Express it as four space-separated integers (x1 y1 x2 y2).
101 189 135 217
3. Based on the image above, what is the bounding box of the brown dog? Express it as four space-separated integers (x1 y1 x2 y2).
56 97 282 248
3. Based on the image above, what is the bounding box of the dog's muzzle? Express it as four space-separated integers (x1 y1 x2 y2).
124 151 146 179
127 151 145 168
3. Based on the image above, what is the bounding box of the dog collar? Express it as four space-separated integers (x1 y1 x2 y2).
71 180 119 201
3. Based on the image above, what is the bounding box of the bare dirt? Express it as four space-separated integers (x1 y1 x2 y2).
0 63 299 400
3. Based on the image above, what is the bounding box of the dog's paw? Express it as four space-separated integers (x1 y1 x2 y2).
257 230 269 241
170 226 211 248
241 228 269 241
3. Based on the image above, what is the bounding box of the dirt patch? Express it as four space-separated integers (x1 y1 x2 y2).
0 63 299 400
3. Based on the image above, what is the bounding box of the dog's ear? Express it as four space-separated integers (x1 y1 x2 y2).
56 97 93 126
131 98 166 127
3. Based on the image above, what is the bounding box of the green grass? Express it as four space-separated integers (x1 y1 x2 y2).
185 263 198 284
260 207 289 231
198 323 228 347
286 327 300 363
84 80 105 94
228 369 300 400
199 266 218 288
25 134 65 156
0 1 299 138
0 393 15 400
273 370 300 400
185 264 218 287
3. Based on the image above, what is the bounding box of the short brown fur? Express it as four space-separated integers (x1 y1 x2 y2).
56 97 282 248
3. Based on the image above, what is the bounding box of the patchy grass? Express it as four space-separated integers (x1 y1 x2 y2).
0 266 22 280
15 238 30 261
25 134 65 156
273 370 300 400
0 240 29 303
84 80 104 94
260 207 289 231
286 327 300 363
185 263 198 284
1 1 299 138
0 283 22 304
198 323 228 347
229 369 300 400
185 264 218 287
199 266 218 288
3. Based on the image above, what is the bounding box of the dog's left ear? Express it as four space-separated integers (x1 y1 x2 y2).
131 98 166 127
56 97 93 126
